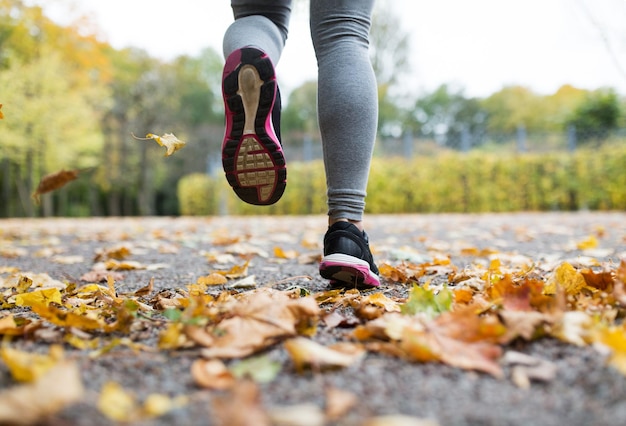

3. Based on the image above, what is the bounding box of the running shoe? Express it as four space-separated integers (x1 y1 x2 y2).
221 47 286 205
319 221 380 288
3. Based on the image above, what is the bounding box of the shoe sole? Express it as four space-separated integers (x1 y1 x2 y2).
319 253 380 289
222 48 286 205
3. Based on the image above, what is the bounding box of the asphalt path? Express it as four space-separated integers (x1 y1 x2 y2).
1 212 626 426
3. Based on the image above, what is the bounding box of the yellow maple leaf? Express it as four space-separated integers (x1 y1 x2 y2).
134 133 186 156
543 262 586 295
14 288 62 308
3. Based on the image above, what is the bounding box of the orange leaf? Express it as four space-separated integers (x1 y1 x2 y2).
32 169 80 203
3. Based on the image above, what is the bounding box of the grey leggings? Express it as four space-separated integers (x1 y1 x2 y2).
224 0 378 222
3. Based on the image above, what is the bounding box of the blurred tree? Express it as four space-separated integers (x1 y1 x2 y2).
481 85 548 134
0 0 109 217
370 1 412 138
408 84 487 149
282 80 319 136
566 89 621 142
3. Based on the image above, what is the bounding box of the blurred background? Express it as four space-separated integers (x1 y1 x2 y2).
1 0 625 217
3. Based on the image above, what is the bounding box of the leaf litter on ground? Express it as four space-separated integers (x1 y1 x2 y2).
0 215 626 423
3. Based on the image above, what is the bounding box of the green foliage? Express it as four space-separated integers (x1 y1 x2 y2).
177 174 216 216
401 284 453 318
177 143 626 216
567 89 622 142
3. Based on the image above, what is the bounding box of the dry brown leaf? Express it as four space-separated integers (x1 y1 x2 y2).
363 415 440 426
268 404 326 426
191 359 235 390
212 381 270 426
32 169 80 203
325 387 357 421
284 337 365 372
196 289 320 359
197 273 228 286
0 360 84 425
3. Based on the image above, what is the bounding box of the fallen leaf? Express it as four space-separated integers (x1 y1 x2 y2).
543 262 586 295
325 387 357 421
14 288 62 308
212 381 270 426
230 355 282 383
0 345 64 382
197 289 320 359
576 235 598 250
97 381 137 422
197 273 228 286
363 415 440 426
268 403 325 426
0 360 84 425
191 359 235 390
401 284 452 318
284 337 365 372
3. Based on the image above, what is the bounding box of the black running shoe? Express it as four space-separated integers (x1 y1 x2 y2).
319 221 380 288
221 47 286 205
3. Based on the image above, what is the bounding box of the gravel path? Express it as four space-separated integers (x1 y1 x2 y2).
1 212 626 426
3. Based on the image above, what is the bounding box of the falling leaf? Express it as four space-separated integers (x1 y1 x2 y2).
191 359 235 390
0 103 4 119
133 132 186 156
0 361 84 425
32 169 80 203
284 337 365 372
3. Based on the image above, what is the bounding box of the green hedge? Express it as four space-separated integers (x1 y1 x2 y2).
178 145 626 215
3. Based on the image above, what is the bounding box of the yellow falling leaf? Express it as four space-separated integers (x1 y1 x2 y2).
0 103 4 119
133 133 186 156
543 262 586 295
14 288 62 308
